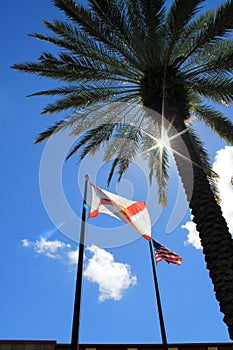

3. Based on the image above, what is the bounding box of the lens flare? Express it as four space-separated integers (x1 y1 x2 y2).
38 221 66 240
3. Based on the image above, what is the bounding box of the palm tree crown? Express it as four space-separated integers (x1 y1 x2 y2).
13 0 233 339
13 0 233 200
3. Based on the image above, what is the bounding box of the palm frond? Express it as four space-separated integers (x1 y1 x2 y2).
103 138 126 163
66 122 117 160
28 31 78 52
184 41 233 79
34 112 91 143
107 158 120 185
194 103 233 145
187 126 220 202
188 126 215 175
167 0 204 34
103 123 142 183
115 157 130 182
125 0 166 65
149 146 169 207
209 0 233 37
35 104 117 143
188 75 233 105
41 19 142 78
35 116 82 144
12 51 139 84
165 0 205 65
53 0 142 69
124 0 149 48
88 0 131 44
28 82 138 97
41 86 139 114
88 0 157 67
69 102 141 138
140 126 169 206
27 85 81 97
139 0 165 32
34 120 65 144
175 1 233 67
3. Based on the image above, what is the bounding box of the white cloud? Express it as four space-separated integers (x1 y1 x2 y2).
67 248 79 265
21 237 75 261
212 146 233 233
84 244 137 302
21 239 31 248
182 216 202 250
182 146 233 249
34 238 71 259
21 239 137 301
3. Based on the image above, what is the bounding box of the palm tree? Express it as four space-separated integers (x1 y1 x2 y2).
12 0 233 339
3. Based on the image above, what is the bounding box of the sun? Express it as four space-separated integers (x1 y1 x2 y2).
141 120 197 169
141 127 171 155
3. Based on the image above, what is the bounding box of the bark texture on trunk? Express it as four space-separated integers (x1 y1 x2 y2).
167 111 233 339
141 64 233 338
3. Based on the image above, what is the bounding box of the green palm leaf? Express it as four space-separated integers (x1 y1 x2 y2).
141 129 169 207
189 75 233 104
41 87 139 114
66 122 118 160
195 104 233 145
105 124 142 184
175 1 233 67
53 0 142 69
165 0 205 65
40 19 141 77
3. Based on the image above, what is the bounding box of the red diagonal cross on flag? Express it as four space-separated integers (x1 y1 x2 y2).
89 183 151 240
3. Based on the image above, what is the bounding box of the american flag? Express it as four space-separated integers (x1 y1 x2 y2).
153 239 182 265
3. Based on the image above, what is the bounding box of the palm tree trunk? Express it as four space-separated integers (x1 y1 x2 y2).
166 112 233 339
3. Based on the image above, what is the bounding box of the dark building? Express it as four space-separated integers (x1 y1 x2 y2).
0 341 232 350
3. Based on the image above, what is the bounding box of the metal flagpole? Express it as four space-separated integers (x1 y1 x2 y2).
71 174 89 350
149 240 168 350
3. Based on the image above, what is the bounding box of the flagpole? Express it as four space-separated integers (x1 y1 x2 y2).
71 174 89 350
149 240 168 350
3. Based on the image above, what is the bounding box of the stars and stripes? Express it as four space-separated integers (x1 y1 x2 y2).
89 183 151 240
153 239 182 265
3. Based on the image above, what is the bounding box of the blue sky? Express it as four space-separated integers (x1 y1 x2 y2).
1 0 233 345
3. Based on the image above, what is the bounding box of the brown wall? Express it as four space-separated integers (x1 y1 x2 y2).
0 340 232 350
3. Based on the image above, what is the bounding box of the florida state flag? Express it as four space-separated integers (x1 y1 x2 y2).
89 183 151 240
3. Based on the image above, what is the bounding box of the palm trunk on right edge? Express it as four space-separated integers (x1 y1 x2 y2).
167 113 233 339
